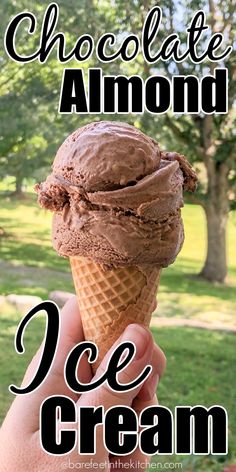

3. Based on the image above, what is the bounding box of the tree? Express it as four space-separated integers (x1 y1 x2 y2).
0 0 235 282
0 0 98 194
167 0 236 282
160 0 236 283
106 0 236 283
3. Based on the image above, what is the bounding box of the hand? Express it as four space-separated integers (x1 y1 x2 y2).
0 297 166 471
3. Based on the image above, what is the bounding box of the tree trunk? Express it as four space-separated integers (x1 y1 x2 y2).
200 203 228 283
200 162 229 283
14 175 24 197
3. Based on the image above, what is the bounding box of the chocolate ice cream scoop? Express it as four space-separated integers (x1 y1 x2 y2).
36 121 197 268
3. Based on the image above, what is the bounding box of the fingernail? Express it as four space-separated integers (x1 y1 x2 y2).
122 324 151 360
147 372 159 399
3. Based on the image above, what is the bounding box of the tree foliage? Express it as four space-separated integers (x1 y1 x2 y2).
0 0 235 281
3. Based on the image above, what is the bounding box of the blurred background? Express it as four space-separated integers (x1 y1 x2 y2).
0 1 235 470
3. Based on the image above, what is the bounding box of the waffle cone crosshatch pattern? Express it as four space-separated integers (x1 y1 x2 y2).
70 256 161 370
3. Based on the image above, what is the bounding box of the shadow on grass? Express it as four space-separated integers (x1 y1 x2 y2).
1 192 235 305
0 260 74 298
0 236 69 272
0 193 38 206
0 243 235 305
161 259 236 303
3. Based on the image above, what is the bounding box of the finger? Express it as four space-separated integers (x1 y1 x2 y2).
6 297 92 434
75 324 154 464
89 329 165 405
77 323 154 410
108 341 166 470
110 395 158 471
24 296 92 390
137 342 166 401
151 298 158 312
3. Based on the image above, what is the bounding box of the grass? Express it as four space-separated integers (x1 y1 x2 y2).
0 193 236 470
0 193 236 325
153 326 236 471
0 311 235 470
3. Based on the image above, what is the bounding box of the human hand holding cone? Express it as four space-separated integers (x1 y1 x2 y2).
36 121 197 371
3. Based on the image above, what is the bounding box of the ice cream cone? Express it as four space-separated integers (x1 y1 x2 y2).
36 122 197 374
70 256 161 372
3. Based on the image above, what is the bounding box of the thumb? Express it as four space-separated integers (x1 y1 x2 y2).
77 324 154 410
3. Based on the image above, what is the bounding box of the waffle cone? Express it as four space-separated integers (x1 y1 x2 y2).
70 256 161 372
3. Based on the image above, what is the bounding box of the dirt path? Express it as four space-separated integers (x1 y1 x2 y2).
1 260 235 333
0 260 71 286
151 317 236 333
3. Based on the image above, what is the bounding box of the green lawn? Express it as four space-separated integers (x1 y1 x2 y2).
0 193 236 325
0 311 235 471
0 193 236 471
